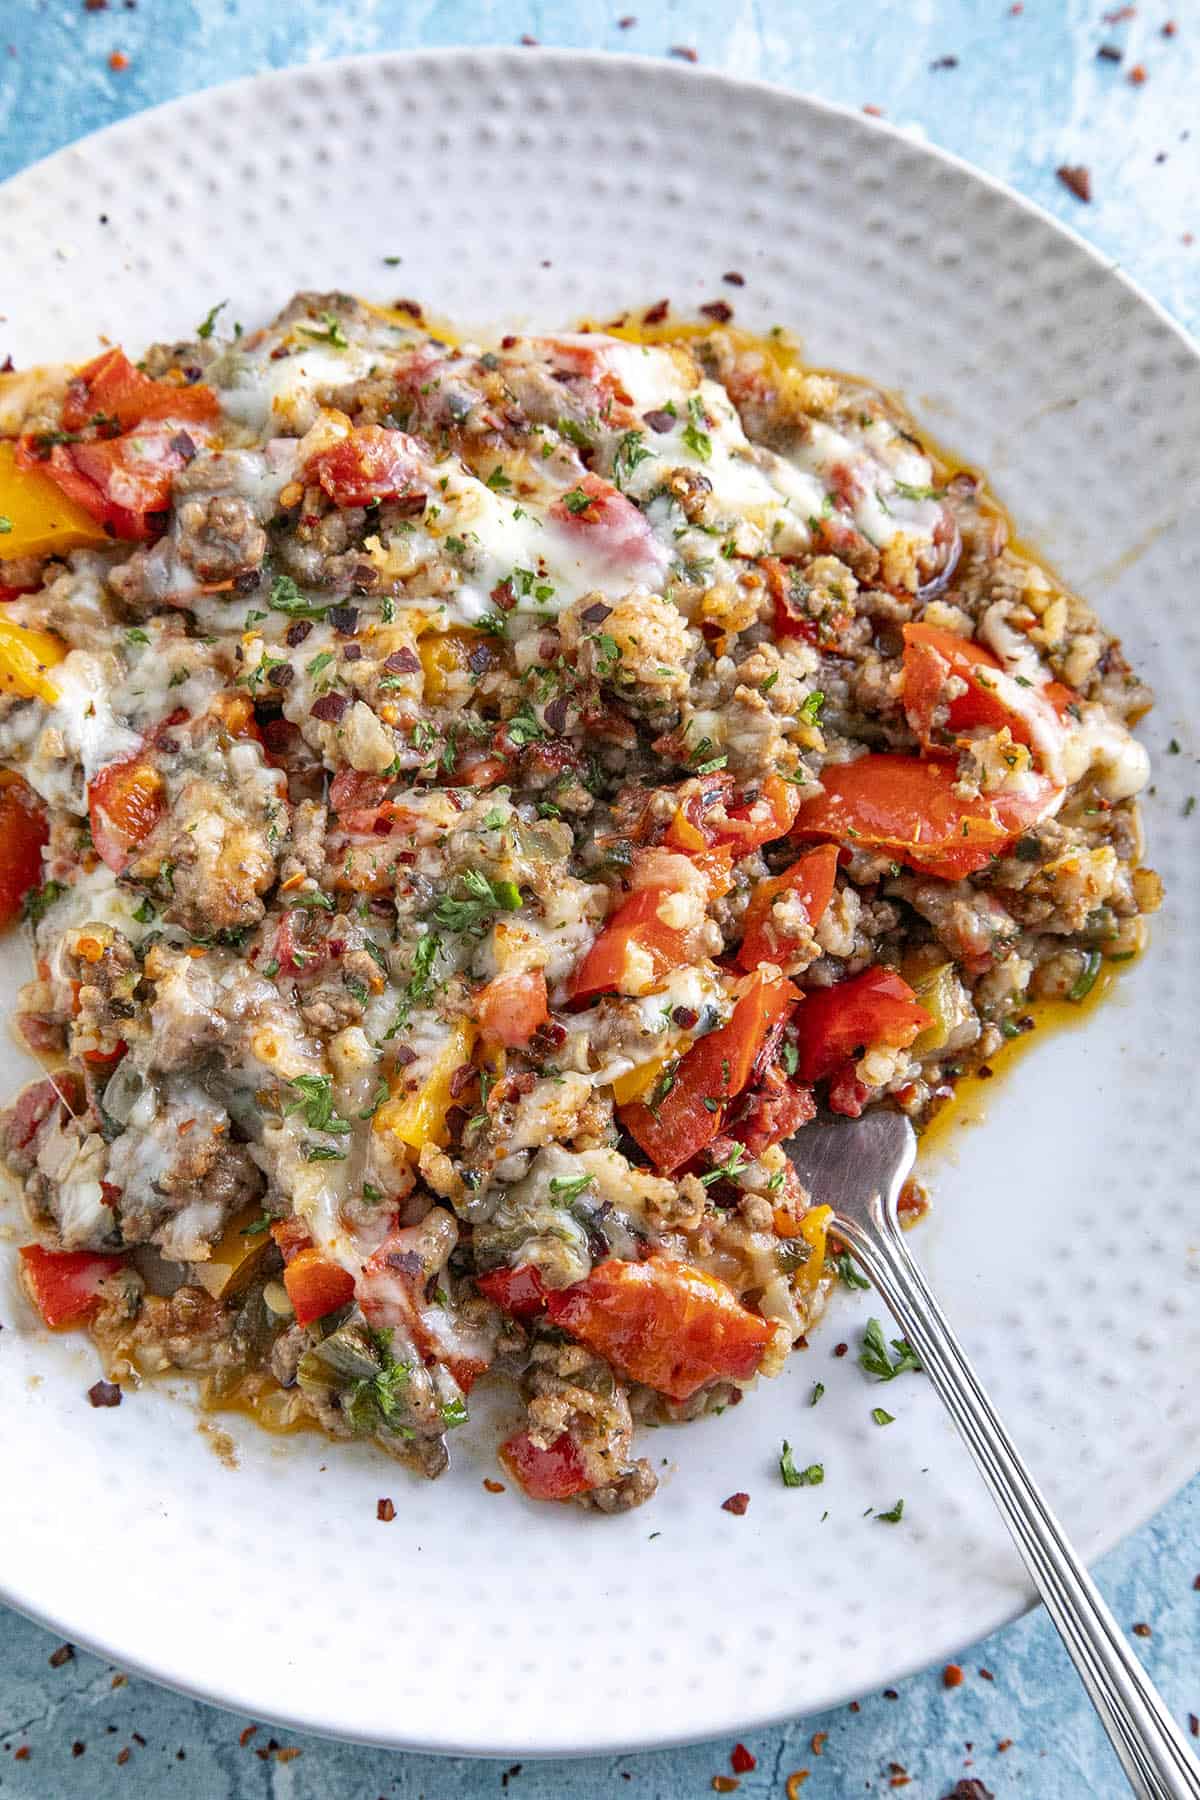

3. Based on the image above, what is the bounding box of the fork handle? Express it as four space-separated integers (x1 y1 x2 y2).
836 1200 1200 1800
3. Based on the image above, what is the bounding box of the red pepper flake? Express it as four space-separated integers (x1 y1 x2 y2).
1162 17 1176 33
519 34 538 45
943 1785 995 1800
108 49 128 70
834 1341 849 1357
700 300 735 323
48 1642 74 1668
276 1748 302 1764
1132 1621 1152 1637
810 1731 828 1755
131 1733 146 1748
862 103 886 116
785 1773 810 1799
721 1491 750 1515
88 1379 122 1408
1009 3 1023 12
1056 164 1092 202
1128 60 1148 81
483 1477 506 1493
978 1666 994 1680
997 1737 1013 1752
111 1673 127 1689
930 54 959 68
849 1700 861 1713
890 1779 912 1791
642 298 670 325
1097 42 1124 58
116 1746 130 1765
883 1688 899 1701
711 1780 739 1794
722 270 745 286
376 1497 396 1522
670 44 699 61
1102 3 1136 18
1189 1714 1199 1737
72 1742 86 1757
239 1726 257 1748
84 0 108 9
943 1663 964 1688
618 14 637 25
731 1743 756 1772
13 1746 30 1761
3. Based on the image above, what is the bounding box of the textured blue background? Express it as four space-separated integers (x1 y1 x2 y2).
0 4 1196 1796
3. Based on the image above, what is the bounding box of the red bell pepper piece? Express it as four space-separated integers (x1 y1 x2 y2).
793 752 1059 881
61 348 218 432
619 969 797 1173
792 967 932 1084
500 1428 594 1501
476 1264 548 1320
546 1255 774 1402
19 1244 125 1328
568 885 691 1002
0 773 48 929
87 751 166 873
737 842 839 971
282 1247 355 1326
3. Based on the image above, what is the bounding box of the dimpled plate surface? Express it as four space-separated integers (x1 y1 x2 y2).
0 48 1197 1758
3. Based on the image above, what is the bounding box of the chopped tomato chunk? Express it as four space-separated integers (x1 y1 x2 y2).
476 968 550 1048
793 752 1059 881
620 969 797 1173
546 1256 774 1401
737 843 839 971
0 773 48 928
19 1244 125 1328
283 1247 355 1326
476 1264 548 1320
792 967 932 1083
569 885 691 1001
901 622 1074 756
710 772 801 853
500 1428 594 1501
20 425 193 541
87 752 165 873
304 426 424 508
61 348 218 432
270 1216 313 1264
726 1063 817 1155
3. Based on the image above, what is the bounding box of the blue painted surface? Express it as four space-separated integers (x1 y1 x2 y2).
0 4 1196 1795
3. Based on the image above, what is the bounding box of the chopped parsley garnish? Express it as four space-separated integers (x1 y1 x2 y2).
21 879 65 926
346 1329 413 1434
799 690 825 725
859 1317 921 1382
485 465 513 491
871 1407 895 1427
780 1442 824 1487
297 310 350 348
695 755 728 775
362 1182 384 1203
682 393 712 462
892 481 944 502
548 1173 595 1204
358 1078 390 1120
239 1211 273 1238
132 896 157 925
700 1142 749 1186
557 416 594 450
125 627 150 645
288 889 336 912
196 299 227 340
833 1251 870 1291
0 516 12 535
269 574 330 620
440 1394 469 1429
877 1497 905 1523
482 807 507 830
429 869 522 934
1068 949 1103 1003
504 701 546 746
810 1381 825 1406
561 486 595 516
303 1143 348 1162
612 429 653 489
285 1074 352 1135
591 632 622 679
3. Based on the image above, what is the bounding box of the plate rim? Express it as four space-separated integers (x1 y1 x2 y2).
0 43 1196 1758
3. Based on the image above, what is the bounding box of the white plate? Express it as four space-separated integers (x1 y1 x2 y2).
1 48 1197 1758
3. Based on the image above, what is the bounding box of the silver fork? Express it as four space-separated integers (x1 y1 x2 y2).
786 1108 1200 1800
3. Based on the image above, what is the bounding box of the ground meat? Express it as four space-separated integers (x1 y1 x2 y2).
175 493 267 585
128 774 277 936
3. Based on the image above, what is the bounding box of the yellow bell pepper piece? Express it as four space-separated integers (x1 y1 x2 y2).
909 962 961 1058
0 440 110 561
796 1203 833 1292
611 1050 674 1108
376 1018 477 1150
419 628 501 704
189 1201 276 1300
0 613 67 703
